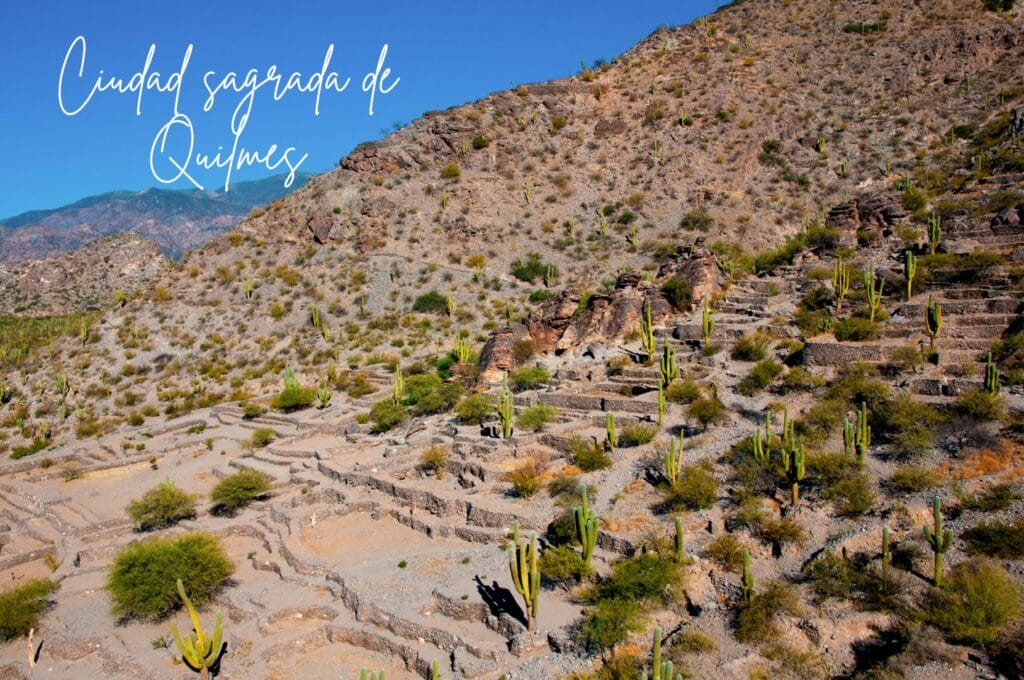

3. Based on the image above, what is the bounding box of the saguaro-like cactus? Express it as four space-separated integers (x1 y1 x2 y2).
674 516 685 563
641 300 656 356
855 401 871 466
985 352 1001 395
842 417 854 458
665 437 682 486
659 343 678 389
741 548 755 603
360 671 385 680
657 383 666 426
606 412 618 452
702 298 715 350
752 427 768 463
925 296 942 349
544 265 556 288
508 522 540 630
446 291 455 317
904 251 917 301
864 267 883 322
498 373 514 440
392 365 405 405
833 258 850 312
644 627 682 680
782 438 806 506
881 526 892 579
928 213 941 255
316 378 332 409
243 279 253 301
171 579 224 679
454 336 473 364
923 494 953 586
574 485 598 570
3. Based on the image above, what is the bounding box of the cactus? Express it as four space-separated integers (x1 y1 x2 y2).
741 548 755 603
659 343 678 389
925 296 942 349
498 373 514 439
657 383 665 426
316 378 332 409
881 526 892 579
170 579 224 679
283 368 301 392
864 267 883 322
446 291 455 317
928 213 941 255
243 279 253 301
985 352 1001 395
702 298 715 350
665 437 682 486
524 181 533 204
544 265 556 288
605 412 618 452
752 427 768 463
392 365 405 405
674 516 685 563
764 409 772 441
782 406 794 442
473 264 484 283
640 300 656 356
573 485 598 570
508 522 540 630
855 402 871 465
79 319 88 347
309 305 322 331
842 417 854 458
832 258 851 312
782 437 806 506
923 494 953 586
55 374 70 402
628 223 639 247
904 251 917 301
454 336 473 364
115 289 127 307
360 671 385 680
431 660 441 680
647 627 680 680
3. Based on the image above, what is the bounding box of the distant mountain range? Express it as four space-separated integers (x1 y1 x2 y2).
0 173 312 262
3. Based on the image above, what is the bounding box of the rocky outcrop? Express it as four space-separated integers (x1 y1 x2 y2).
306 208 335 243
826 191 909 235
658 245 725 306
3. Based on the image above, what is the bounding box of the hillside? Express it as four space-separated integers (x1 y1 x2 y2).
0 1 1022 679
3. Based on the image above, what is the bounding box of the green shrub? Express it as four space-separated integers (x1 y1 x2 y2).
249 427 276 448
107 532 233 620
578 598 645 652
823 473 876 516
689 394 726 427
680 210 713 231
781 367 826 392
954 389 1005 421
737 359 783 396
754 516 808 548
570 435 612 471
412 290 448 314
665 378 701 404
471 135 489 150
504 458 545 498
963 519 1024 559
734 580 802 643
590 553 682 603
959 482 1023 512
703 534 746 571
0 579 57 641
210 469 273 512
984 0 1016 11
511 253 554 283
889 465 943 492
241 402 266 419
663 459 717 510
662 276 693 311
511 366 551 391
924 558 1021 646
539 544 586 586
619 423 657 447
517 404 557 432
272 385 315 411
732 332 772 361
126 480 197 531
834 317 879 341
369 399 407 433
455 393 493 425
671 629 718 654
440 162 461 180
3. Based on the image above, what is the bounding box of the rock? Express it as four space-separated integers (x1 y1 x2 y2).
658 244 725 306
478 325 530 383
594 117 627 138
306 209 334 243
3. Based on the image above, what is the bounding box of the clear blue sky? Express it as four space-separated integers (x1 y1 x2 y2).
0 1 727 218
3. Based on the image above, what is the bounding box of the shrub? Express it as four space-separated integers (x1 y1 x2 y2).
510 253 554 283
737 359 783 396
210 469 273 512
517 404 557 432
471 135 489 149
511 366 551 391
823 473 876 516
689 394 726 427
249 427 276 448
578 598 645 652
680 210 713 231
0 579 57 641
963 519 1024 559
703 534 747 571
782 367 826 392
369 399 407 433
126 480 197 531
570 435 612 472
440 162 461 180
984 0 1015 11
272 384 315 411
672 629 718 654
734 580 802 643
954 389 1005 421
455 393 493 425
889 465 943 492
665 378 701 404
755 516 808 548
412 290 448 314
539 545 586 586
662 276 693 311
619 423 657 447
107 532 233 620
590 553 682 603
924 558 1021 646
504 456 546 498
664 459 717 510
241 402 266 419
732 332 771 361
834 317 879 341
418 445 448 479
958 483 1023 512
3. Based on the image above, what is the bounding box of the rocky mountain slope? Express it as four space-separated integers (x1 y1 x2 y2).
0 1 1023 679
0 173 312 262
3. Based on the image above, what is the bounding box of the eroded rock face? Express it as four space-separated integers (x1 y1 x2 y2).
827 191 909 234
477 326 528 383
306 209 335 243
658 245 724 307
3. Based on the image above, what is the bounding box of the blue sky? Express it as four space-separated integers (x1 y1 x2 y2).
0 1 727 218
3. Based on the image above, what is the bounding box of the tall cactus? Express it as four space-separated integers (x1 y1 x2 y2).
928 213 941 255
923 494 953 586
925 296 942 349
752 427 768 463
855 401 871 466
360 671 385 680
985 352 1001 395
833 258 850 312
665 437 682 486
243 279 253 301
316 378 332 409
782 406 794 442
842 418 854 458
881 526 892 579
79 319 89 347
782 438 806 506
573 485 598 570
674 516 685 563
544 265 556 288
454 336 473 364
764 409 772 441
55 374 70 402
170 579 224 679
864 267 884 322
640 299 656 356
645 627 681 680
115 289 127 307
702 298 715 350
904 251 917 301
508 522 540 630
657 383 666 426
605 412 618 452
659 343 678 389
392 365 405 405
446 290 455 318
741 548 755 603
498 373 514 439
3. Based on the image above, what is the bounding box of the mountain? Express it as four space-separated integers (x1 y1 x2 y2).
0 172 312 262
0 2 1023 679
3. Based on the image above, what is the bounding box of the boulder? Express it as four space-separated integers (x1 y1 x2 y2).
305 209 334 243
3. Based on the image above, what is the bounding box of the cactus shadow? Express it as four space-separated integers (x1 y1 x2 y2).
475 575 526 628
